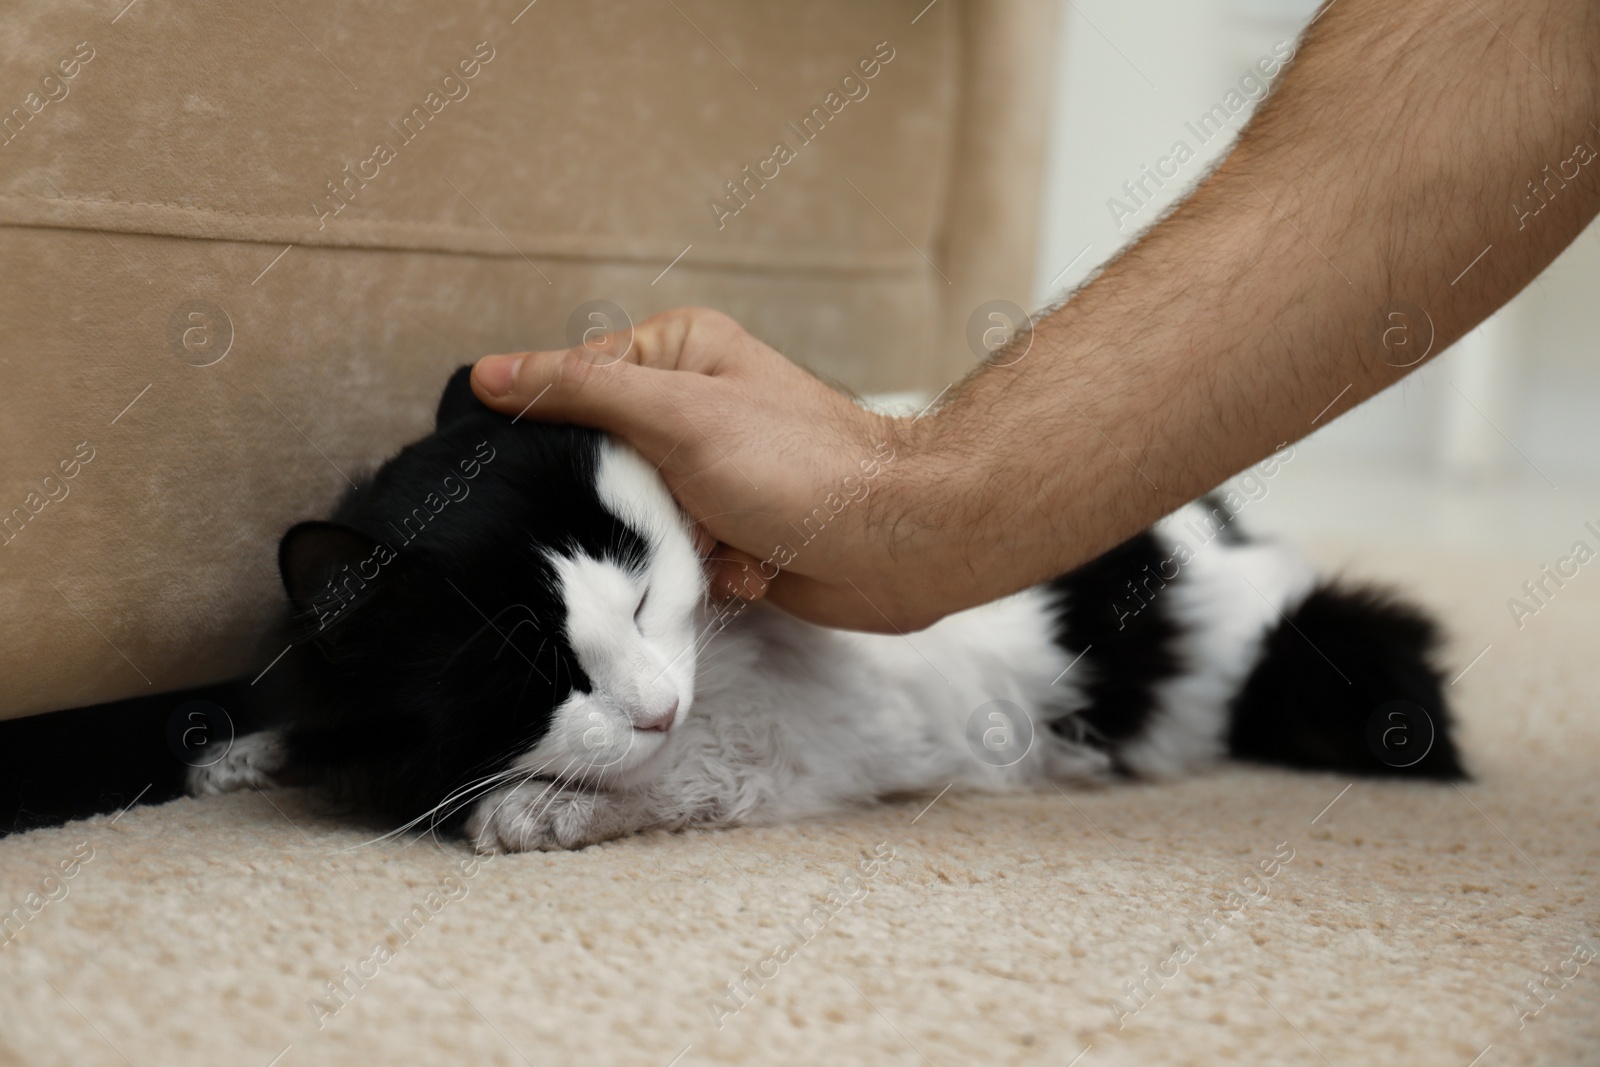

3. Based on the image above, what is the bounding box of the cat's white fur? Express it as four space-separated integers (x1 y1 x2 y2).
191 440 1315 852
187 730 286 795
1120 532 1317 777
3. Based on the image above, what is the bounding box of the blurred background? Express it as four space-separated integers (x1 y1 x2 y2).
1032 0 1600 559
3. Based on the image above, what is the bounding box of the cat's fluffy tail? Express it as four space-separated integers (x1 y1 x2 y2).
1226 582 1466 778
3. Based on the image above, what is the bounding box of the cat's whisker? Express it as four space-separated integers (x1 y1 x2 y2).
335 765 538 853
479 738 641 849
341 750 585 855
684 614 739 671
476 755 585 837
420 766 544 843
514 761 612 844
690 605 737 656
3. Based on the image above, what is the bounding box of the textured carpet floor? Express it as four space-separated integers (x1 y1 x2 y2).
1 544 1597 1067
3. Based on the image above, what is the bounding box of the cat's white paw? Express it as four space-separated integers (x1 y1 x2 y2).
185 731 287 796
465 780 651 852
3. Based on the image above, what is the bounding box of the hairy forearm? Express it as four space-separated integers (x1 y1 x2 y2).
900 0 1600 619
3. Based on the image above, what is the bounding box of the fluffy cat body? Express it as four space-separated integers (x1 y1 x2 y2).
464 523 1305 852
191 369 1462 850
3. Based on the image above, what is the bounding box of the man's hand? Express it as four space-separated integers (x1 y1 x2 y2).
471 308 954 631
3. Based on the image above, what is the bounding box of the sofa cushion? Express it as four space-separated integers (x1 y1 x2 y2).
0 0 1054 717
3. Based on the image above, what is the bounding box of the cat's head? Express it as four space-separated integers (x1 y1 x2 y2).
276 367 705 828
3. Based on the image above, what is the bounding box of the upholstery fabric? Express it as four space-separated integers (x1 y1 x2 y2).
0 0 1057 718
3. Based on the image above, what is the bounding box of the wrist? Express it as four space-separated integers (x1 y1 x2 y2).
859 398 1019 626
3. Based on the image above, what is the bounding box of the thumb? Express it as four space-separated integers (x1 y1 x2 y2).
471 348 684 456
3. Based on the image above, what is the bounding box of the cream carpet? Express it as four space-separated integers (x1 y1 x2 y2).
2 544 1597 1067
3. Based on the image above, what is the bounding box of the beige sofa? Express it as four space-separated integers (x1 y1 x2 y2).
0 0 1058 719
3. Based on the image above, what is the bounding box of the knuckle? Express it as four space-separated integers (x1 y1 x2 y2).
555 347 597 385
682 306 739 334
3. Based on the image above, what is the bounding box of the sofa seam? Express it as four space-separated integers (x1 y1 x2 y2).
0 193 930 275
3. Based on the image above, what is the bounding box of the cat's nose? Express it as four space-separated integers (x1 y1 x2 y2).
634 698 678 733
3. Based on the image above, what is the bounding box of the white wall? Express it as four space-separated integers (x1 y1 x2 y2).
1033 0 1600 486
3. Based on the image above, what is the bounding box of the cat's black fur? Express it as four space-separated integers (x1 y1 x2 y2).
1047 532 1184 769
271 369 635 828
1227 584 1463 777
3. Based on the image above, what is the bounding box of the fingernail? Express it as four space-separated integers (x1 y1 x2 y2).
475 354 523 397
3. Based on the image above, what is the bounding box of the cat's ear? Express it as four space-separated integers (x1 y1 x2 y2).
279 521 383 615
437 365 487 429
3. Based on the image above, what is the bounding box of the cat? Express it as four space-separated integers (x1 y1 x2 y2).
188 367 1463 851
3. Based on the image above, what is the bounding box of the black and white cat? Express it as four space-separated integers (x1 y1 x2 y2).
189 368 1463 851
